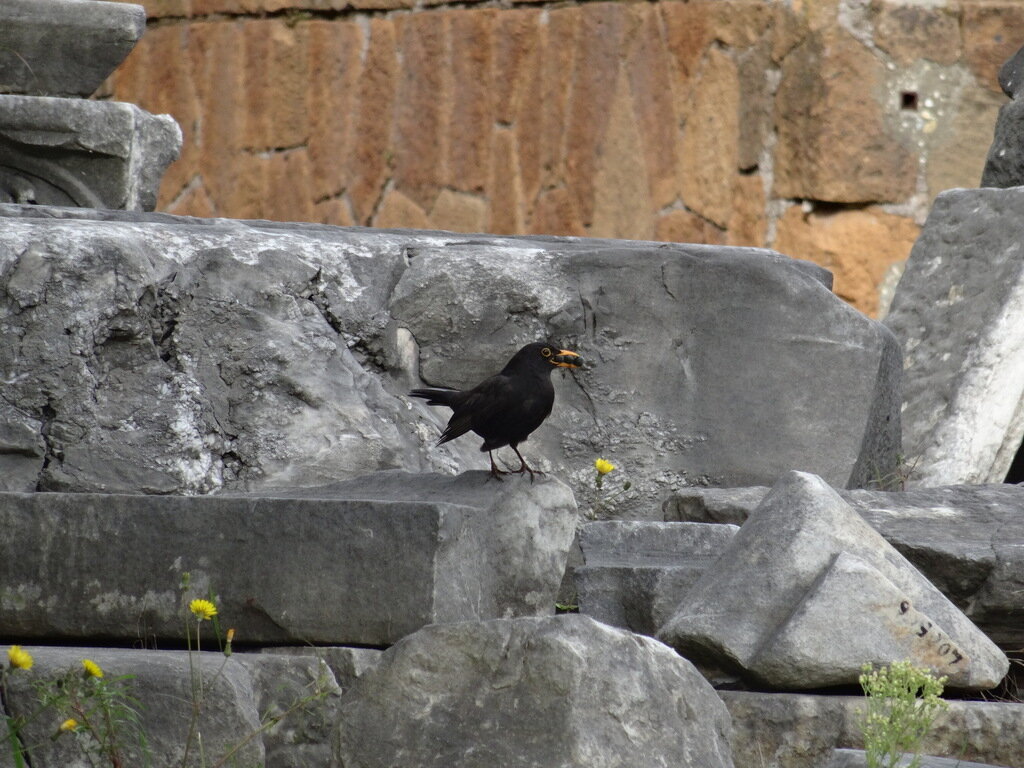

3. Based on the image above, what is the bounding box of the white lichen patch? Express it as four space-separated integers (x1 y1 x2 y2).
1 583 46 612
89 589 179 622
161 373 222 493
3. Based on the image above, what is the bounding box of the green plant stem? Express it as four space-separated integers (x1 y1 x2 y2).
1 674 29 768
210 691 325 768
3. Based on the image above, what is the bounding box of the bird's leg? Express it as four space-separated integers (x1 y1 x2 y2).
487 451 508 482
511 445 544 482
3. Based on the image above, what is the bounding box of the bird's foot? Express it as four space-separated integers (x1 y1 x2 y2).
487 453 509 482
511 450 544 483
513 465 544 483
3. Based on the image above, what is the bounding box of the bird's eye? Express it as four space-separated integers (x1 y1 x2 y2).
541 347 552 357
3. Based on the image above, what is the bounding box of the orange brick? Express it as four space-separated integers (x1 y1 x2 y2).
448 11 495 192
348 18 398 224
391 12 447 211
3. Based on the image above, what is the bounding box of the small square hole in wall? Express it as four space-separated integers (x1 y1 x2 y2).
900 91 919 111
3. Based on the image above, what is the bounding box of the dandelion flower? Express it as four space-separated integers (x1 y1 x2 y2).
82 659 103 678
189 599 218 621
7 645 33 670
60 718 79 732
594 458 616 475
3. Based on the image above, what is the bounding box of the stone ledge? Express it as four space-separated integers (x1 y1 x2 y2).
0 471 577 646
0 96 180 210
0 645 342 768
0 0 145 97
724 691 1024 768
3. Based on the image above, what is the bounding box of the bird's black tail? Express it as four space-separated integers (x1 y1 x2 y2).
409 387 460 408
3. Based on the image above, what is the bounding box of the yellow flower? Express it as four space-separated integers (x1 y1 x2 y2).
60 718 79 733
189 599 218 621
7 645 33 670
594 458 616 475
82 659 103 678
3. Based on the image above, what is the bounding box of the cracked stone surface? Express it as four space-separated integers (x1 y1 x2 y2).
0 207 431 493
390 237 901 514
665 479 1024 649
335 614 735 768
0 204 900 506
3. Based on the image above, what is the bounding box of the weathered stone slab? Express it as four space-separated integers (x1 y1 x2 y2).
724 692 1024 768
999 43 1024 99
0 96 180 210
884 187 1024 486
981 98 1024 188
664 482 1024 648
1 647 345 768
2 646 267 768
657 472 1008 690
982 43 1024 187
575 520 738 636
0 204 900 512
0 0 145 97
0 207 444 493
391 238 901 514
336 615 735 768
0 472 577 645
749 551 973 687
827 749 1012 768
234 653 344 768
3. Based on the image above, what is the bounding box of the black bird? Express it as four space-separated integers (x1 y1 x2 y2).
410 341 582 480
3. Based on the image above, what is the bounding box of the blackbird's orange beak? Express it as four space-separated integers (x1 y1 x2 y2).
550 349 582 369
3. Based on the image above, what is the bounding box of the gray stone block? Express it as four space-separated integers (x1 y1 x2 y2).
981 98 1024 188
0 209 433 493
664 482 1024 648
234 653 344 768
982 43 1024 187
0 96 180 210
2 646 266 768
827 749 1012 768
575 520 738 635
0 0 145 97
885 187 1024 486
724 692 1024 768
391 240 902 512
658 472 1008 690
999 42 1024 98
0 205 900 509
0 471 577 645
336 615 736 768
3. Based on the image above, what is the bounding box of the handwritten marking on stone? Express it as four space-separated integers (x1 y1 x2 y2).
894 601 964 666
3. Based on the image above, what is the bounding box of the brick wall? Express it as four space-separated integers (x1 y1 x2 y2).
106 0 1023 316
